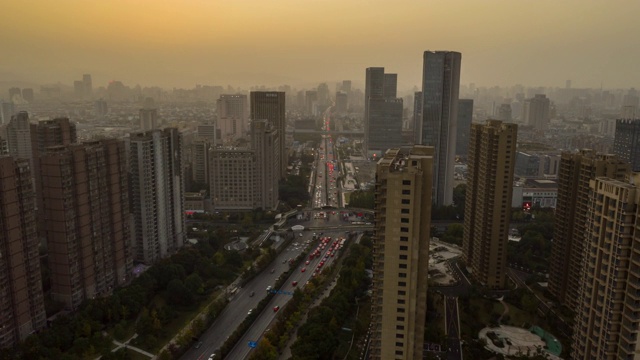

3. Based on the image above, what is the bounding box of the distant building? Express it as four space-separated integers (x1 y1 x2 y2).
8 88 21 102
94 99 108 117
0 156 46 348
514 152 560 178
304 90 318 116
613 119 640 171
418 51 461 206
456 99 473 156
548 150 629 309
216 94 248 145
251 120 280 210
6 111 34 173
250 91 286 179
511 178 558 209
191 138 211 187
522 94 550 130
21 88 34 103
497 103 512 122
364 67 403 157
335 91 348 114
40 140 132 310
210 148 256 210
463 120 517 289
370 146 433 360
129 128 185 265
197 124 217 145
139 108 158 131
0 101 15 125
412 91 422 135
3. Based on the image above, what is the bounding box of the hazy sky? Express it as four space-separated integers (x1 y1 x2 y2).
3 0 639 91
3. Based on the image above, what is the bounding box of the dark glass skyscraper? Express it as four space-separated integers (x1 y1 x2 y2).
418 51 461 206
250 91 286 179
364 67 403 156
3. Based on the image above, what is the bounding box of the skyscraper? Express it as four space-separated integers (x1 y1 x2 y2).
191 138 211 187
251 120 280 210
412 91 422 138
250 91 286 179
210 149 256 210
40 140 132 310
548 150 629 309
613 119 640 171
82 74 92 96
129 128 185 264
370 146 433 360
572 175 640 359
456 99 473 156
0 156 46 348
216 94 248 145
462 120 517 289
0 101 15 125
418 51 461 206
364 67 403 156
139 108 158 131
522 94 550 130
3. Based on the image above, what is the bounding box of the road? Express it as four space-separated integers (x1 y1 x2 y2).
224 230 346 360
444 296 463 360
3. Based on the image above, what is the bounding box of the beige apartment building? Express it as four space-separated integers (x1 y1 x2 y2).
0 157 46 348
572 175 640 359
462 120 517 289
548 150 629 309
370 145 433 360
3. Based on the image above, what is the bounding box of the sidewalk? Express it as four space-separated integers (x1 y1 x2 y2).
112 334 155 358
278 277 340 360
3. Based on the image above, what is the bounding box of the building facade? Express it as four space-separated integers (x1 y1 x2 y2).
548 150 629 309
210 148 256 210
456 99 473 156
370 146 433 360
572 175 640 359
40 140 132 310
216 94 248 145
250 91 286 179
129 128 185 265
419 51 461 206
522 94 550 130
251 120 280 210
613 119 640 172
462 120 517 289
0 157 46 348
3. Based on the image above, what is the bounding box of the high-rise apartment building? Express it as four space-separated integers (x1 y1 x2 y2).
548 150 629 309
418 51 461 206
191 138 211 187
462 120 517 289
613 119 640 172
497 103 512 122
456 99 473 156
40 140 132 310
216 94 248 145
0 157 46 348
6 112 33 167
139 108 158 131
370 146 433 360
364 67 403 156
572 175 640 359
129 128 185 265
250 91 286 179
0 101 15 125
522 94 550 130
197 124 217 145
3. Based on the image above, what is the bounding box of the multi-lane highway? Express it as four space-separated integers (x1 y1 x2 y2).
444 296 463 360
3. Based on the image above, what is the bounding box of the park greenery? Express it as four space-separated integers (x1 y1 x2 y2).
346 189 374 209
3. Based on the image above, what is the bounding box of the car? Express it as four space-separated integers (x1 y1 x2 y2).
299 233 303 237
195 341 203 349
249 291 255 297
292 281 298 286
301 267 306 272
248 309 253 315
266 285 272 292
273 306 280 312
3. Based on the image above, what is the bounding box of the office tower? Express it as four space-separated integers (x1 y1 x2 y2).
251 120 280 210
412 92 422 137
522 94 550 130
0 101 15 125
216 94 248 145
456 99 473 156
572 175 640 359
210 149 256 210
0 157 46 348
364 67 402 156
462 120 517 289
548 151 629 308
317 83 330 107
191 138 210 186
21 88 34 103
197 124 217 145
83 74 92 96
6 112 34 173
139 108 158 131
250 91 286 179
305 90 318 116
94 99 108 117
419 51 462 206
335 91 348 114
74 81 84 97
497 103 512 122
613 119 640 171
341 80 352 94
370 145 433 360
40 140 132 310
8 88 21 102
129 128 185 265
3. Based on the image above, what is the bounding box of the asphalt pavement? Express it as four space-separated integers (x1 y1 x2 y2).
444 296 463 360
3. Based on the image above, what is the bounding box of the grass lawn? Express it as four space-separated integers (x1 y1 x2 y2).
125 348 153 360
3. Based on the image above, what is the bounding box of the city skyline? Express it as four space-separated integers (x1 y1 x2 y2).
3 1 640 90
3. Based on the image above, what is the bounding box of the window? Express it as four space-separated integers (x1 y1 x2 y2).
401 208 410 214
402 180 411 185
397 308 405 313
397 316 405 321
396 342 403 347
399 272 407 278
399 254 408 260
400 227 409 233
399 263 407 269
401 218 409 223
398 290 406 296
398 299 405 304
400 236 408 242
400 246 408 251
402 190 410 195
396 333 404 338
396 325 404 330
401 199 410 204
398 281 406 287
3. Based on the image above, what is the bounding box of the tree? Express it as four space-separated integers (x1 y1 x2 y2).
185 273 204 295
347 189 374 209
166 279 193 306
